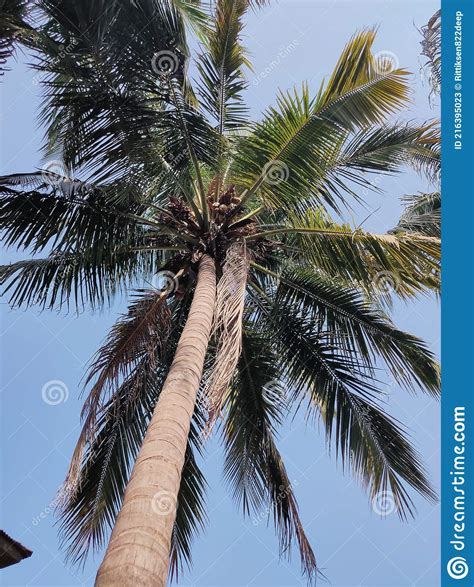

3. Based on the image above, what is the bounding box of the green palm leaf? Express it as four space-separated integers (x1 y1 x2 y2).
0 249 163 310
0 172 188 309
250 297 436 518
197 0 251 136
250 209 440 301
333 122 440 186
265 265 439 395
223 328 318 582
0 172 151 253
29 0 212 184
391 192 441 238
0 0 30 75
231 30 412 212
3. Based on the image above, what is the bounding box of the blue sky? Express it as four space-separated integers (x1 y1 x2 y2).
1 1 440 586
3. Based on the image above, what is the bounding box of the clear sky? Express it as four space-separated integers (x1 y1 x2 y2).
1 1 440 586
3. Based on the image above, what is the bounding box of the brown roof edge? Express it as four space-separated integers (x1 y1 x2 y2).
0 530 33 569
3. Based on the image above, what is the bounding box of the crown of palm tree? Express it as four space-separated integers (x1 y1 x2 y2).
0 0 440 583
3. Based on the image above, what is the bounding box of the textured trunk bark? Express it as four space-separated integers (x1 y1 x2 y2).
95 254 216 587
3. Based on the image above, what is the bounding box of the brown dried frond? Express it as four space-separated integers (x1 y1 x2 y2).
203 242 251 427
420 10 441 97
64 286 174 495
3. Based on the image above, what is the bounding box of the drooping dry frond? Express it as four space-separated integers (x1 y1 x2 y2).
58 302 209 573
392 192 441 238
64 287 174 495
420 10 441 98
203 242 250 424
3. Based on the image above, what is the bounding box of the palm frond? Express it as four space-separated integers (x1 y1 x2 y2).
223 328 318 582
163 75 219 216
170 0 209 35
259 265 440 395
420 10 441 97
0 170 196 249
59 299 207 574
249 298 436 519
250 209 440 301
0 0 30 75
197 0 251 137
59 357 164 564
28 0 212 184
333 122 440 188
0 247 171 311
0 172 154 253
391 192 441 237
0 173 188 309
231 30 412 213
66 288 176 492
313 27 412 130
399 121 440 183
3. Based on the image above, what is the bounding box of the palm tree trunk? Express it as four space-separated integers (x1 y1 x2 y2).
95 254 216 587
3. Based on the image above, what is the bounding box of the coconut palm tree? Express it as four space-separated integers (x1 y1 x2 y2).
0 1 441 585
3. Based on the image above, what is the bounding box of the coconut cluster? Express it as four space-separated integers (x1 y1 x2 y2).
152 186 279 292
154 186 269 264
208 185 242 225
